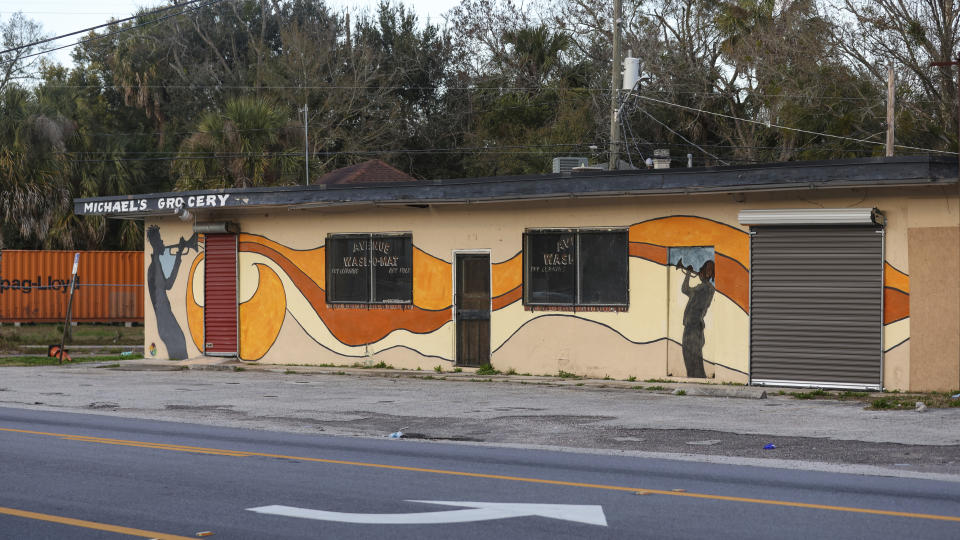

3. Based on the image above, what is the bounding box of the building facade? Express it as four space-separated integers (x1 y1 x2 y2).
74 156 960 391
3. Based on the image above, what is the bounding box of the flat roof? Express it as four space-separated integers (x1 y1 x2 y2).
73 155 957 218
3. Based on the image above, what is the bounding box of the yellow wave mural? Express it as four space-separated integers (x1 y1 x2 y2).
181 216 906 363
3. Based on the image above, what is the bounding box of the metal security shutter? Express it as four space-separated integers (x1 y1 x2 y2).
750 226 883 389
203 233 238 356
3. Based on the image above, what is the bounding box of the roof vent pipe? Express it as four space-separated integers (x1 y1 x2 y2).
194 222 240 234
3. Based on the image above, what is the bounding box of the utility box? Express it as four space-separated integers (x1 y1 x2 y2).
653 149 671 169
552 157 589 174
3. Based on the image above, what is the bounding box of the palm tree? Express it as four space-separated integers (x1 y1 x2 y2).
174 96 302 190
497 24 572 88
0 86 71 248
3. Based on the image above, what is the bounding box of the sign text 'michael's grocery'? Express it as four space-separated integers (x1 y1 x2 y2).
82 194 232 214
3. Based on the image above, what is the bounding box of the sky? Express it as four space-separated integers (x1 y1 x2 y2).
1 0 463 67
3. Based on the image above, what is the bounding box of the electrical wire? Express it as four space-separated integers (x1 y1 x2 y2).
0 0 213 56
634 105 730 166
633 94 958 156
2 0 228 64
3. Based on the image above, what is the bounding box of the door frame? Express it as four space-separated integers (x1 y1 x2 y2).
451 249 492 366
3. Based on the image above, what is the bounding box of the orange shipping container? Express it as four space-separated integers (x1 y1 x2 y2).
0 250 143 323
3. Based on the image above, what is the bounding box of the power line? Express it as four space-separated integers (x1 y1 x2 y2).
3 0 227 64
632 93 958 156
0 0 212 56
28 82 939 104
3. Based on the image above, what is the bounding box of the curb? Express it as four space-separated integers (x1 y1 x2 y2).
105 360 770 399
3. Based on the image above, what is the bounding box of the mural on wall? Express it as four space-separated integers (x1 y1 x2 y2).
147 225 198 360
883 262 910 352
175 215 909 380
669 247 715 378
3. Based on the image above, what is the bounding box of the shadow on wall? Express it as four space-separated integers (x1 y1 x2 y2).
147 225 198 360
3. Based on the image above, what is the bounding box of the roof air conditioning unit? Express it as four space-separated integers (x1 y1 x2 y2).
552 157 589 174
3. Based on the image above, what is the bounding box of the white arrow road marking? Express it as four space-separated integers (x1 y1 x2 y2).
247 501 607 526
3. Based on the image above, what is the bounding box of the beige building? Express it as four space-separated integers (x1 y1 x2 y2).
75 156 959 391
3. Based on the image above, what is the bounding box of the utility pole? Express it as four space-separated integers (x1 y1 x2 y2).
886 66 895 157
303 103 309 185
608 0 622 171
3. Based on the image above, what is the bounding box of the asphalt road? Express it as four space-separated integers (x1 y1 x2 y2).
0 407 958 539
1 365 958 477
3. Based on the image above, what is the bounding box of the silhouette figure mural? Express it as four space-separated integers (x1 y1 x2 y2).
147 225 198 360
669 247 715 378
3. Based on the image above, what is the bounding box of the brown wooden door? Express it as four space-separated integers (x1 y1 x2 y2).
203 233 238 356
456 253 490 367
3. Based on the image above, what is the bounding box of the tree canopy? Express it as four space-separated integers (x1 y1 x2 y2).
0 0 955 249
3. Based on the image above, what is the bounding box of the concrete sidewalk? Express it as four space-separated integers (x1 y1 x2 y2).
115 356 773 398
1 360 958 480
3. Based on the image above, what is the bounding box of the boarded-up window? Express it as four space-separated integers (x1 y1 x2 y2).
524 229 628 306
326 233 413 304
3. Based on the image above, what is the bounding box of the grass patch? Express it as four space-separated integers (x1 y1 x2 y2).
674 389 687 396
0 353 143 367
866 392 960 410
575 383 584 386
870 398 897 409
557 370 581 379
350 361 394 369
422 375 435 380
233 366 245 372
644 378 672 383
626 376 636 382
475 364 500 375
453 367 463 373
776 388 960 410
504 367 517 375
631 385 644 390
434 365 443 373
790 389 830 400
646 385 665 391
0 323 143 348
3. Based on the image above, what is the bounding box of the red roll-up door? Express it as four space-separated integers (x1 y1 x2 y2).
204 233 238 356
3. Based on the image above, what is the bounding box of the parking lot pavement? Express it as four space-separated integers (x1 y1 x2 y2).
1 363 958 479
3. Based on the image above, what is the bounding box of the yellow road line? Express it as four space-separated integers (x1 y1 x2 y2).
2 427 959 524
0 506 195 539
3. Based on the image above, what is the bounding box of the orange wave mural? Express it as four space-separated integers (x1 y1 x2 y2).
182 217 908 361
630 216 750 268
